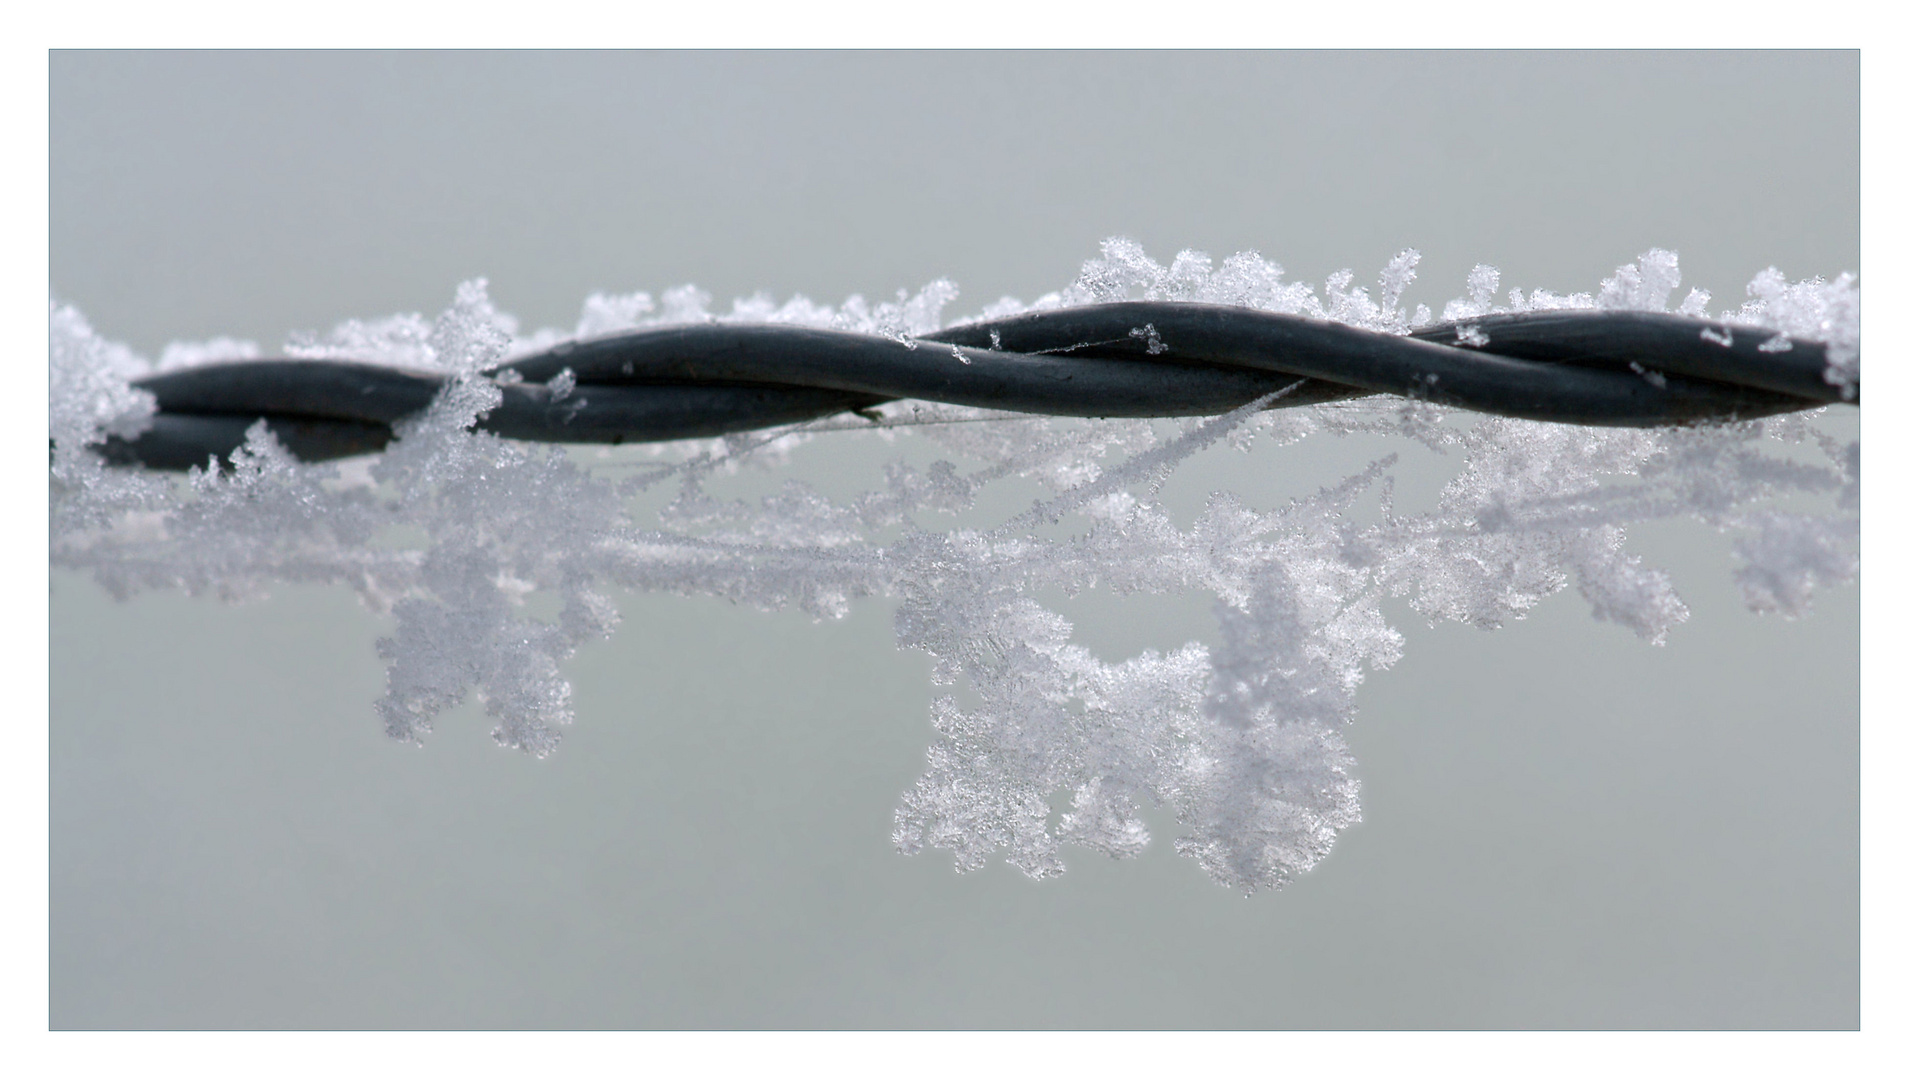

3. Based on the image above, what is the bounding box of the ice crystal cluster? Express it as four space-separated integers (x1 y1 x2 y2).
49 241 1860 893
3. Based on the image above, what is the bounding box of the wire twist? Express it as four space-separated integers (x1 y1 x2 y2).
101 302 1857 470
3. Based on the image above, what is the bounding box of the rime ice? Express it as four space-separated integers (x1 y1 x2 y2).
49 242 1859 892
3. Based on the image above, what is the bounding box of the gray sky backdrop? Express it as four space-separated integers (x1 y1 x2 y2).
49 51 1858 1029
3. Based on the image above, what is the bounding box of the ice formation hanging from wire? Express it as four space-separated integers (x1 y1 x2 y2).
49 241 1860 893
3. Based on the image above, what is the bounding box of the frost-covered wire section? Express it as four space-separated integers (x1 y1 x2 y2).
99 244 1855 472
49 242 1860 893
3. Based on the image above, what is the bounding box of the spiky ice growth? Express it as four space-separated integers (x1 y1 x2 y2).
49 242 1859 893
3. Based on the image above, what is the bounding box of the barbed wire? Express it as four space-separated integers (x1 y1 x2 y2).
100 302 1857 470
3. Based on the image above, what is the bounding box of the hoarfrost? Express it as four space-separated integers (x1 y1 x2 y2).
1731 512 1859 617
1441 263 1502 322
157 336 261 371
49 303 166 539
1728 267 1860 398
1598 248 1682 311
49 242 1859 892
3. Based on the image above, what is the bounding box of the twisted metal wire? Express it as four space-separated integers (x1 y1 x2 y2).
101 302 1858 470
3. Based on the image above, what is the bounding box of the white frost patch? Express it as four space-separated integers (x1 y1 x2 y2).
1725 268 1860 398
158 336 261 371
1599 248 1683 311
1732 512 1859 617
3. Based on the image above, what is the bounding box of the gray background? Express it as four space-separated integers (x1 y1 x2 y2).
49 51 1858 1029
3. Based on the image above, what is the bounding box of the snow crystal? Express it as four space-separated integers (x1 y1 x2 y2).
285 312 440 369
157 336 261 371
575 289 656 337
48 303 166 541
1726 268 1860 398
49 241 1859 892
1129 323 1168 355
1731 511 1859 617
1598 248 1682 311
1442 264 1503 322
1044 238 1329 321
1378 249 1422 330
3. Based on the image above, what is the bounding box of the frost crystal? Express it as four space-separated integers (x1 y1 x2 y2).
49 242 1858 892
1729 268 1860 397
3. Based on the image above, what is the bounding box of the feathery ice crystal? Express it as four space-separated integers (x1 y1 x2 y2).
49 241 1859 893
